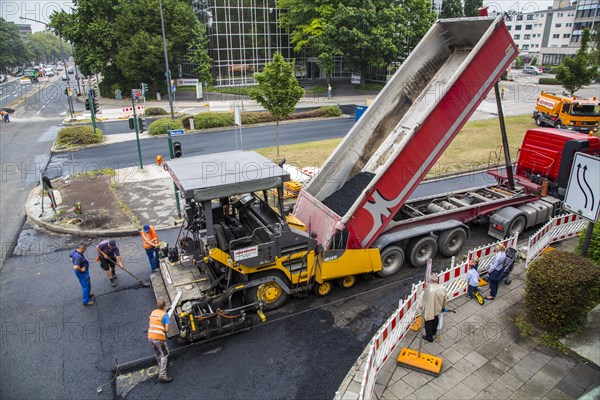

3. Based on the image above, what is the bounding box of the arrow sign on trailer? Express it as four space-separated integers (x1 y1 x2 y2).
564 153 600 222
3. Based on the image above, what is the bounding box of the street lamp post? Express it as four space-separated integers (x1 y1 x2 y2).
159 0 176 119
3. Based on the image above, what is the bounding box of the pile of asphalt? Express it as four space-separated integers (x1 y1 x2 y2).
323 172 375 216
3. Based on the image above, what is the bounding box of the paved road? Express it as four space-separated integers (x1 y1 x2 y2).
46 118 356 177
0 77 72 267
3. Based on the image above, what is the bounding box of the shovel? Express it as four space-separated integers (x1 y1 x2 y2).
104 257 151 287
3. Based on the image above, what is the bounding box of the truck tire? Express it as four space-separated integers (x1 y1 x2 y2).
507 215 526 237
437 227 467 257
245 270 291 311
554 120 563 129
312 281 333 297
407 236 437 268
535 114 544 127
377 246 405 277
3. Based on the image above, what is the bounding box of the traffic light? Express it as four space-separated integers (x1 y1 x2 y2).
138 116 146 133
141 83 148 94
91 89 99 114
173 141 182 158
128 117 135 130
85 99 90 111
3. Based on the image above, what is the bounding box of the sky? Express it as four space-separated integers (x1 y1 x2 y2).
1 0 559 34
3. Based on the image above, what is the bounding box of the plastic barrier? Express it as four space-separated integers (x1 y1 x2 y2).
526 213 587 267
357 235 519 400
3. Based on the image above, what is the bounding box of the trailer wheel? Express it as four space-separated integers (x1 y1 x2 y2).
407 236 438 268
336 275 357 289
377 246 405 277
245 271 290 311
313 281 333 297
507 215 526 237
438 228 467 257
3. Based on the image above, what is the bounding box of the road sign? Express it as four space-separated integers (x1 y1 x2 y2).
169 129 185 136
564 153 600 222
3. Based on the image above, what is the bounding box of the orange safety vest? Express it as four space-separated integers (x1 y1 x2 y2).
141 226 158 249
148 309 167 341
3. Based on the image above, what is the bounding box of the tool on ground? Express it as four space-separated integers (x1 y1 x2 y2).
105 257 151 287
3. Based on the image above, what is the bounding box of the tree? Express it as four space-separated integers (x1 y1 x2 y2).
26 31 69 64
321 1 407 86
248 52 304 156
556 29 598 96
278 0 342 83
0 18 30 71
441 0 463 18
188 21 213 85
463 0 483 17
50 0 202 92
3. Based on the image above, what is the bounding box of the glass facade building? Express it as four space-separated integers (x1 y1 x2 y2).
185 0 391 86
186 0 292 87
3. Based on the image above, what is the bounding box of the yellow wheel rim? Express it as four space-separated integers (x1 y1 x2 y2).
318 282 332 296
258 282 282 304
341 276 356 288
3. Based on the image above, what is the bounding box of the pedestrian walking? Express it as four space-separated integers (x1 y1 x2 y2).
467 257 480 299
70 243 95 306
96 239 124 287
148 299 173 383
420 273 447 342
135 90 141 104
486 244 507 300
141 224 160 272
327 84 332 99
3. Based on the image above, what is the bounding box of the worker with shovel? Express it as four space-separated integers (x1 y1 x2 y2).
96 240 124 287
141 224 160 272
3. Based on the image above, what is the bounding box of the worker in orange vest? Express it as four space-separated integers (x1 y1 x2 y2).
141 224 160 272
148 298 173 382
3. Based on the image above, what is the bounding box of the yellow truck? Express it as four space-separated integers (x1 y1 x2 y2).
533 91 600 132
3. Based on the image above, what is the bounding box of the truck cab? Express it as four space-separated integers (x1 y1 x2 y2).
533 91 600 133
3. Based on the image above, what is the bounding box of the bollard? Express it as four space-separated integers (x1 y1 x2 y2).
189 118 195 130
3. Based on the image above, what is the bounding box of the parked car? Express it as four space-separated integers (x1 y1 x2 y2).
55 65 64 71
0 74 7 83
67 67 75 74
523 65 543 75
44 68 55 77
61 74 68 81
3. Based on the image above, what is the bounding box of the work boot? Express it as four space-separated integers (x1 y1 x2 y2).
84 300 96 306
110 278 117 287
158 375 173 383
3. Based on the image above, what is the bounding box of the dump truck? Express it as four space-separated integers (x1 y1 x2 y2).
533 91 600 132
152 16 600 342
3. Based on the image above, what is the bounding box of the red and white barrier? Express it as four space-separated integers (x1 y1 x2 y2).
357 235 519 400
100 105 145 119
526 213 587 267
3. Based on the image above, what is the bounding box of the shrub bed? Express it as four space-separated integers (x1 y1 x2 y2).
524 250 600 336
539 77 560 85
578 223 600 265
148 118 185 136
145 107 168 116
56 126 104 148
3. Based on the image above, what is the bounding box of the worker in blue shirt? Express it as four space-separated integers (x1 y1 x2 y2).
486 244 507 300
70 243 95 306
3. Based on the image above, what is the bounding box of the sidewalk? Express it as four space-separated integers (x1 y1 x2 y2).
337 240 600 400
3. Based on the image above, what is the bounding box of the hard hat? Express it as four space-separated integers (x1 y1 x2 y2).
143 225 150 232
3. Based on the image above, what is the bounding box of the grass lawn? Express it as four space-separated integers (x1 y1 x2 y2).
255 115 538 177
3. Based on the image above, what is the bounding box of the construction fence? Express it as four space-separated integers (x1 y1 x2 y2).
354 213 586 400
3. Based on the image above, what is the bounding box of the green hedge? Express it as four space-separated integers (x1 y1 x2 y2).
539 77 560 85
578 223 600 265
193 112 235 129
525 250 600 336
148 118 185 136
145 107 168 116
56 126 104 148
